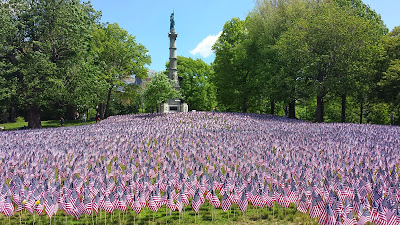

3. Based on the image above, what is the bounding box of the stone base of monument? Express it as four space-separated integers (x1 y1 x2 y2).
159 98 188 113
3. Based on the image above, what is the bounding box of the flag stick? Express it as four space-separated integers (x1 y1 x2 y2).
92 212 94 225
273 203 275 218
33 213 35 225
105 210 106 225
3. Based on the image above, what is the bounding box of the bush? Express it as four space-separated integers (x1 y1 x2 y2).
367 102 391 124
16 116 25 123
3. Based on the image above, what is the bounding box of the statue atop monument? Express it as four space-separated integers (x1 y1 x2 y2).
170 12 175 33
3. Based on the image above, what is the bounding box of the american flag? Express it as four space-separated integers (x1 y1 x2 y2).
388 208 400 225
309 195 324 219
83 195 92 215
297 193 310 214
132 195 142 214
34 196 44 216
342 212 356 225
92 193 100 215
221 192 231 212
2 196 14 217
166 191 176 211
175 193 183 213
74 198 85 220
357 209 372 225
0 112 399 224
191 191 201 213
318 204 336 225
147 195 158 213
102 195 114 214
238 191 248 213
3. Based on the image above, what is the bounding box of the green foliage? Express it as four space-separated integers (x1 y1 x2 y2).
378 27 400 105
142 73 181 111
91 22 151 118
366 102 391 125
0 0 101 128
110 83 141 115
0 0 151 126
274 0 384 122
168 56 216 111
212 18 254 112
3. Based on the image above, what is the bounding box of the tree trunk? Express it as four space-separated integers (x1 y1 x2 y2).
289 101 296 119
270 98 275 115
105 86 113 118
2 109 8 123
27 105 41 129
10 107 16 123
242 96 247 113
341 95 346 123
66 105 76 120
359 102 363 124
316 95 324 123
98 103 105 120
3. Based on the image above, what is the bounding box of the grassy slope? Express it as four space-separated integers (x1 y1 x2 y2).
0 119 96 130
0 203 323 225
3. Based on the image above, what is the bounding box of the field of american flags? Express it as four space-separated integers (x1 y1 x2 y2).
0 112 399 224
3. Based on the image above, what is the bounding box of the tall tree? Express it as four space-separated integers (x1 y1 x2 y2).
0 0 99 128
378 27 400 106
248 0 311 117
333 0 387 123
142 73 181 112
276 0 384 122
0 4 18 122
91 23 151 119
212 18 255 113
168 56 216 111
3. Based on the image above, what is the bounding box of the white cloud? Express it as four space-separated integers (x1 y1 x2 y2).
190 31 222 58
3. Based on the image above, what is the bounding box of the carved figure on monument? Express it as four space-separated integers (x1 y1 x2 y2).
170 12 175 32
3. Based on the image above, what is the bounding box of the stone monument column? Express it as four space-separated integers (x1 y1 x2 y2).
160 12 188 113
168 12 179 90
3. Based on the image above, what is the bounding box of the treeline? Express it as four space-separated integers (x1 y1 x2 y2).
1 0 399 128
212 0 400 124
0 0 150 128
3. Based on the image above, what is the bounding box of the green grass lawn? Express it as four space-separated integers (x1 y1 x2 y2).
0 203 323 225
0 118 97 130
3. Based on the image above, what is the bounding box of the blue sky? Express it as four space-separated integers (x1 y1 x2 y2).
90 0 399 72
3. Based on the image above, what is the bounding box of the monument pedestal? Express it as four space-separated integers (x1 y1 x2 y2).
159 98 188 113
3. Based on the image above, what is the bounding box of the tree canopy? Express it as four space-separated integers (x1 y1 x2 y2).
212 0 395 124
